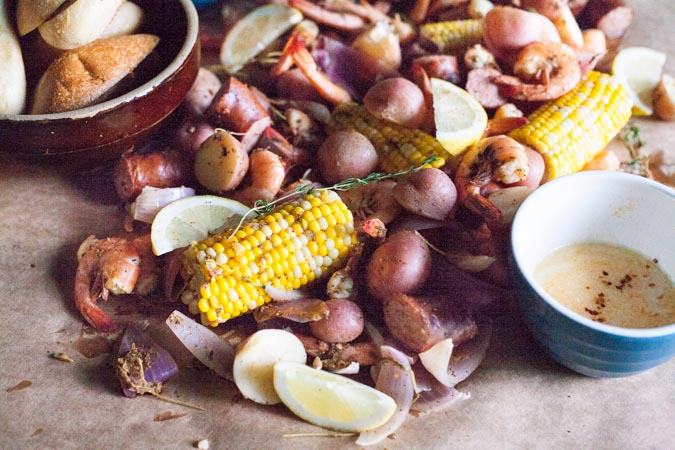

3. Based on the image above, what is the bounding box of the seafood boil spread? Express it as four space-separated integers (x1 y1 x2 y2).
2 0 674 447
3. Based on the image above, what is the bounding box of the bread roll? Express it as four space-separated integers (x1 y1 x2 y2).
0 2 27 114
16 0 68 36
38 0 125 49
31 34 160 114
100 1 144 39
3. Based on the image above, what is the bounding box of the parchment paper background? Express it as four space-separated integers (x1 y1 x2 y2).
0 1 673 448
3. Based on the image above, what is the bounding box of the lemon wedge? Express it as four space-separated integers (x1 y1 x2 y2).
611 46 666 116
150 195 250 256
220 4 303 74
431 77 488 156
273 361 396 433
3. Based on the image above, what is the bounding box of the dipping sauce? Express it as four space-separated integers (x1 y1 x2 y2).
534 243 675 328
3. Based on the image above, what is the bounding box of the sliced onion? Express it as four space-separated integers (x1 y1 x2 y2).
264 285 311 302
411 363 471 414
330 361 360 374
418 323 492 387
356 346 415 446
487 186 534 224
363 320 385 349
115 325 178 397
443 253 498 273
165 310 236 382
131 186 195 223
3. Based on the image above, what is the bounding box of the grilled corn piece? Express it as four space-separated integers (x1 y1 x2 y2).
509 71 632 181
419 19 484 54
181 190 358 327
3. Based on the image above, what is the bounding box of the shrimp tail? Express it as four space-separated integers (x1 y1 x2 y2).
74 263 118 332
464 193 504 223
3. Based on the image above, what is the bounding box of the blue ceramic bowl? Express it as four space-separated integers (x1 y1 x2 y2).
511 171 675 377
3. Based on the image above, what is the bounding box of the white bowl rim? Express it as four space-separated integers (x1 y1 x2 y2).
1 0 199 121
511 171 675 339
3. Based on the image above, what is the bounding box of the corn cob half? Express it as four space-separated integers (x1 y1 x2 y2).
328 102 448 174
508 71 632 182
181 190 358 327
419 19 483 54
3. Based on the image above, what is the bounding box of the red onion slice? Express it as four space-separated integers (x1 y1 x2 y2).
411 363 471 414
165 310 236 382
418 323 492 387
356 346 416 446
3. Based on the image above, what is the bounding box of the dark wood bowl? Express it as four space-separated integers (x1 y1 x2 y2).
0 0 200 168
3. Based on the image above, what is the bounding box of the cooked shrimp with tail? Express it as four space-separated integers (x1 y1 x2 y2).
455 135 529 222
74 236 141 331
233 148 287 207
493 41 581 101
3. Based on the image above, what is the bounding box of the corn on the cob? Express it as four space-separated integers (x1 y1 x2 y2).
508 71 632 182
181 190 358 327
419 19 483 54
328 102 448 174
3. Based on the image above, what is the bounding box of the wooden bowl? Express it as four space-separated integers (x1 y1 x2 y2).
0 0 200 168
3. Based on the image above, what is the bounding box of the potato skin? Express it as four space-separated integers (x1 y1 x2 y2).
363 77 427 129
393 168 457 220
317 130 379 184
367 230 432 301
309 299 365 343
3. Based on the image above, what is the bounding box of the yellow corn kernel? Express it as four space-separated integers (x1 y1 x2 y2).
420 19 483 54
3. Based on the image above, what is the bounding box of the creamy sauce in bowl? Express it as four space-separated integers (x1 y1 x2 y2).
534 243 675 329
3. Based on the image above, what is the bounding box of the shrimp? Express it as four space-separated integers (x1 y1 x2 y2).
492 41 581 102
233 149 287 207
455 135 529 222
288 0 365 31
74 236 141 331
289 38 352 106
338 179 401 229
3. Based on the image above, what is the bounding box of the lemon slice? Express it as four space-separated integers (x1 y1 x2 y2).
220 4 303 73
150 195 250 256
612 46 666 116
431 77 488 156
273 361 396 433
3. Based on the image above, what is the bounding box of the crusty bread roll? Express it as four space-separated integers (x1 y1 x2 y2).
38 0 125 50
31 34 160 114
16 0 69 36
100 1 144 39
1 3 27 114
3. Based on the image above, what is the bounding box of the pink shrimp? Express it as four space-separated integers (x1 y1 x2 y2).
455 136 529 222
233 149 287 207
288 0 365 31
74 236 141 331
286 36 353 106
492 41 581 102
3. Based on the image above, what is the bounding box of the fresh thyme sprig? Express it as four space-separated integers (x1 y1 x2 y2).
228 156 438 238
620 125 651 178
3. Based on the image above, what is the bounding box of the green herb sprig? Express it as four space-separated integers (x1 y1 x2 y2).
228 156 438 238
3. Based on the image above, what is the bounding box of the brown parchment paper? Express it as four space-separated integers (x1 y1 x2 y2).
1 1 673 449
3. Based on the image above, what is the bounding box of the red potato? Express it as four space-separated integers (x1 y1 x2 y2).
175 117 216 154
113 150 191 201
484 6 561 66
363 77 427 129
392 168 457 221
383 293 478 353
367 230 432 301
411 54 461 85
580 0 633 39
309 299 365 343
194 129 249 192
183 67 222 116
276 68 323 102
317 130 379 184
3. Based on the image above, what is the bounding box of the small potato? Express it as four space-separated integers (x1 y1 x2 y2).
276 68 323 102
367 230 432 301
194 129 249 191
175 117 215 154
363 77 427 129
183 67 222 116
653 74 675 121
309 299 364 343
393 168 457 220
317 130 379 184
